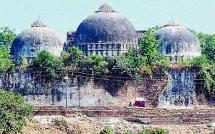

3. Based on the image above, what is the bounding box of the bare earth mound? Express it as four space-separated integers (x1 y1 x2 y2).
21 114 214 134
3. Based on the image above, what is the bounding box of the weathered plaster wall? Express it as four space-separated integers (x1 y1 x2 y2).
158 68 196 109
0 71 141 107
24 80 138 107
0 68 199 108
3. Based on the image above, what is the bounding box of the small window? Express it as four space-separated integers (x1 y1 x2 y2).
117 44 121 49
89 44 93 49
111 44 114 49
166 44 171 54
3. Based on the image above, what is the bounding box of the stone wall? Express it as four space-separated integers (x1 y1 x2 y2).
0 67 201 108
25 80 133 107
158 68 196 109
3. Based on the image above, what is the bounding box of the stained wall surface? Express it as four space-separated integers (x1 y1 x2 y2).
0 68 198 109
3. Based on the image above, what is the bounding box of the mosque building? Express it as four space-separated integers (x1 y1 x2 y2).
67 4 139 56
4 3 204 109
11 20 64 65
10 5 201 64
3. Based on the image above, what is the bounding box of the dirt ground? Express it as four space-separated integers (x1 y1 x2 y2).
20 114 215 134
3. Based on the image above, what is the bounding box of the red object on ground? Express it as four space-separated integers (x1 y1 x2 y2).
134 98 145 107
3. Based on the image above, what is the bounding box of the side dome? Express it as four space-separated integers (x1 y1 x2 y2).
156 21 201 63
11 20 64 64
75 4 138 47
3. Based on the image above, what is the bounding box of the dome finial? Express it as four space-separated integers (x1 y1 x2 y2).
165 19 180 27
31 18 46 27
95 3 116 13
37 15 40 21
101 0 108 4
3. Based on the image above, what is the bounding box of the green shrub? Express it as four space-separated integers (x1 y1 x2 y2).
124 128 166 134
100 128 112 134
152 128 166 134
207 123 213 128
0 89 33 134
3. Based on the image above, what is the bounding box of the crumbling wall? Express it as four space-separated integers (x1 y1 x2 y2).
158 68 196 109
0 71 140 107
25 79 140 107
0 69 195 108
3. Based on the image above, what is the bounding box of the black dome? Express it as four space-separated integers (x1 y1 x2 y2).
75 4 138 45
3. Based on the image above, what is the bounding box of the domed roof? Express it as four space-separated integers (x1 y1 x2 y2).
156 20 201 61
75 4 138 45
11 20 64 64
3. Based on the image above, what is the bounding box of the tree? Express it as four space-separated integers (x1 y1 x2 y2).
30 50 64 85
139 29 159 60
191 55 215 95
0 47 14 73
80 55 108 76
139 29 169 66
63 46 84 65
0 89 32 134
196 32 215 61
112 50 147 78
0 27 16 52
63 46 84 72
63 47 109 76
192 31 215 96
112 29 169 78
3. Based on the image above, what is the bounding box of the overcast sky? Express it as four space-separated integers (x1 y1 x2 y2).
0 0 214 38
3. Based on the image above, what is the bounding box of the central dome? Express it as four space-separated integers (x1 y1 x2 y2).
75 4 138 45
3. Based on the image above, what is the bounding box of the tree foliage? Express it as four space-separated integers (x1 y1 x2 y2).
139 29 170 66
80 55 108 76
196 32 215 61
192 32 215 97
139 29 160 62
0 27 16 52
0 47 14 73
63 46 84 66
64 47 109 76
30 50 64 85
112 50 147 78
111 29 169 78
0 89 32 134
192 57 215 95
0 27 15 73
